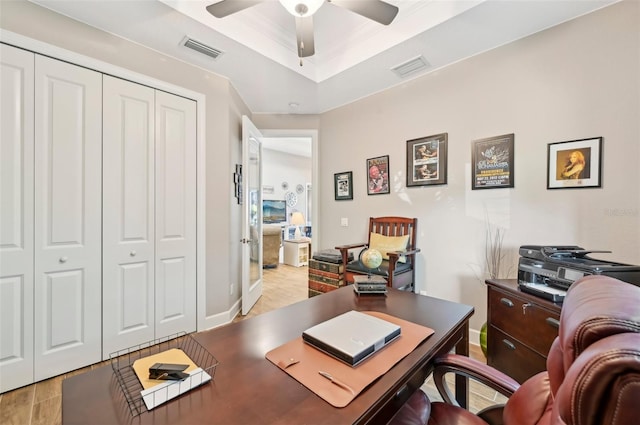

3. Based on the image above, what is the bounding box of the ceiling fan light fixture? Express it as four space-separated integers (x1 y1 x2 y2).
279 0 324 17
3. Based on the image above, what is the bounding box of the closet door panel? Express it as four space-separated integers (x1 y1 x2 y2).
102 76 155 357
0 44 35 393
33 55 102 380
155 91 196 337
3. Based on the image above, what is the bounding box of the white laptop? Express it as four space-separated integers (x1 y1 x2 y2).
302 310 401 366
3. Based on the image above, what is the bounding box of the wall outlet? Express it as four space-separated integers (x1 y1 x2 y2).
340 217 348 227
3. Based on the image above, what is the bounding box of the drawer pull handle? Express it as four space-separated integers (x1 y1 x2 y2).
546 317 560 329
130 250 137 257
500 298 514 308
502 339 516 350
59 256 68 263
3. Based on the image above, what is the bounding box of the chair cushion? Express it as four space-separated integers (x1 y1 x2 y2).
346 258 412 277
503 372 553 425
389 389 431 425
428 402 488 425
370 232 410 263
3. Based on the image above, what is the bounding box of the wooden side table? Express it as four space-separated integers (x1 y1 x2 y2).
485 279 562 383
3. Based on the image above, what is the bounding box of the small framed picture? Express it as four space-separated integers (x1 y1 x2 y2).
471 133 515 190
406 133 448 187
547 137 603 189
334 171 353 200
367 155 390 195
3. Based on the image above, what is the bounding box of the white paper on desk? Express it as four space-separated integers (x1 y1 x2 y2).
141 368 211 410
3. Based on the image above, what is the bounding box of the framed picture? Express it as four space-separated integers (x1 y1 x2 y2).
367 155 390 195
334 171 353 200
406 133 448 187
547 137 603 189
471 133 515 190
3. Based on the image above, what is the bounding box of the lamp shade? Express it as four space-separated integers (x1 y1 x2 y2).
279 0 324 17
290 211 305 226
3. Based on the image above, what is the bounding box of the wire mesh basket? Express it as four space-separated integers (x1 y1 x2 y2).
110 332 218 416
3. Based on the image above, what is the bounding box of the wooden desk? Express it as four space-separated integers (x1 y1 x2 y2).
62 287 473 424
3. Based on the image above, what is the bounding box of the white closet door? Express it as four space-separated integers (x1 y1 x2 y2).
0 45 35 393
102 76 155 358
33 56 102 380
154 91 196 338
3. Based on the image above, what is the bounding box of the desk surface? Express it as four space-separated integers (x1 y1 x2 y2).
62 287 473 425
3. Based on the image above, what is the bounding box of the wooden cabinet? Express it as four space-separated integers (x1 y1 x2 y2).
486 279 561 384
283 240 309 267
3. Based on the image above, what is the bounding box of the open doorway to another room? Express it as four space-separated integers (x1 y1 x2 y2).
261 132 316 299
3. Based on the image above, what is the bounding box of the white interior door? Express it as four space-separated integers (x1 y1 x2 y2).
154 91 197 337
102 75 156 358
0 44 35 393
33 55 102 380
241 116 263 315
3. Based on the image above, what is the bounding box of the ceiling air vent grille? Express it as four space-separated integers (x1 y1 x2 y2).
182 37 224 60
391 55 430 78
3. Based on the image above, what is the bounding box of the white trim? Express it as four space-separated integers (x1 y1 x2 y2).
1 30 208 332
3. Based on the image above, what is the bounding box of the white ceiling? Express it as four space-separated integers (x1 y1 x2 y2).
31 0 617 114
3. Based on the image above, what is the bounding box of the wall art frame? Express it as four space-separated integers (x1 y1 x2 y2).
367 155 390 195
334 171 353 200
406 133 448 187
471 133 515 190
547 137 603 189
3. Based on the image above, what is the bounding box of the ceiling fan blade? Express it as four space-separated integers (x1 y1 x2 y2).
329 0 399 25
206 0 264 18
295 16 315 58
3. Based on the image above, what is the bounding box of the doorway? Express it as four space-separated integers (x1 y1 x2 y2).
260 130 317 295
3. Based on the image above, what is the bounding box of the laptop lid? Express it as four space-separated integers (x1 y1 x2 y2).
302 310 401 366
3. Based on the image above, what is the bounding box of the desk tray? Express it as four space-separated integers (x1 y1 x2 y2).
109 332 218 417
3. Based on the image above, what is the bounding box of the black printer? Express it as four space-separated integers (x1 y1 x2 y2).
518 245 640 293
518 245 640 302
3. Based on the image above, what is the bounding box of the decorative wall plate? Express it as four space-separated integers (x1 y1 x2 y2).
285 191 297 207
281 181 289 190
296 184 305 194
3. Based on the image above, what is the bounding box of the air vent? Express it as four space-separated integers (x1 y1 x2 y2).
182 37 224 60
391 55 430 78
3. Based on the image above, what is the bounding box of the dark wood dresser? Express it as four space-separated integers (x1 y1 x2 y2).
485 279 562 383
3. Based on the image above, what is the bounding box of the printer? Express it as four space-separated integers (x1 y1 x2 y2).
517 245 640 301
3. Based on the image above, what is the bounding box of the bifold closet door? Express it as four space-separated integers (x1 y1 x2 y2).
0 44 35 393
102 76 156 358
154 91 197 338
33 55 102 380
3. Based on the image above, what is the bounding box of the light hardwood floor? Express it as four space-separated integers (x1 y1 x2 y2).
0 264 504 425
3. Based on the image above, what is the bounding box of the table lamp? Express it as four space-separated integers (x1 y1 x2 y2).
290 211 305 239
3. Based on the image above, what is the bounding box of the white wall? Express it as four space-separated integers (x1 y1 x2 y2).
316 1 640 333
262 148 312 221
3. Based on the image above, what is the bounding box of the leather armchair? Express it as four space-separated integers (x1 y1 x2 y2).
262 224 282 268
389 275 640 425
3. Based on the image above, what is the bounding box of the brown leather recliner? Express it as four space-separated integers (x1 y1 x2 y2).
389 275 640 425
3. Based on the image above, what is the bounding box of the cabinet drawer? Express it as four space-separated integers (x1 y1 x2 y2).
487 327 547 384
488 288 560 355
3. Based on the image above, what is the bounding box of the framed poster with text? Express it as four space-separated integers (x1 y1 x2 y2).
471 133 515 190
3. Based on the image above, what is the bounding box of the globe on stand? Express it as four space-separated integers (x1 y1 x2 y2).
359 247 383 280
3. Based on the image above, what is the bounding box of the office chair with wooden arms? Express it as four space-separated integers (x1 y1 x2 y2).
389 275 640 425
335 216 420 291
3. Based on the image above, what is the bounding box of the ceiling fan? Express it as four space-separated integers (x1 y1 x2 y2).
206 0 399 63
